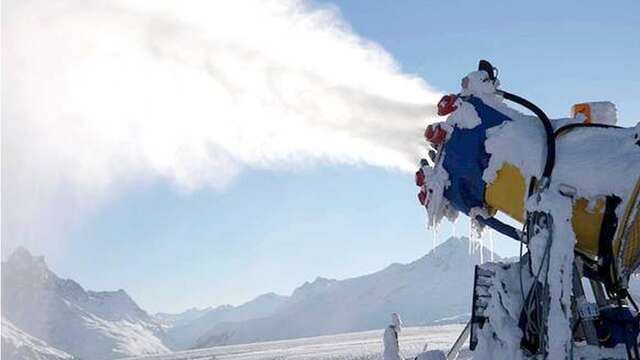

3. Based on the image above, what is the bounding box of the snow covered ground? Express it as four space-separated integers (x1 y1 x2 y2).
119 324 468 360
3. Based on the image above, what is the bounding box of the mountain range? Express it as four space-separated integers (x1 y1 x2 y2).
1 247 169 360
161 292 289 349
2 237 502 358
192 236 495 347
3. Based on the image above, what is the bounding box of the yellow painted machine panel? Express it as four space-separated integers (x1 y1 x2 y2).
623 213 640 270
485 164 526 223
486 163 607 259
571 198 605 259
617 178 640 273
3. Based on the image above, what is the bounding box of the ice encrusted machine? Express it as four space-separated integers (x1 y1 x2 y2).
416 60 640 359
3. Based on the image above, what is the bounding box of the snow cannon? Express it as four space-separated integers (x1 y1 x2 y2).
417 60 640 292
420 61 640 359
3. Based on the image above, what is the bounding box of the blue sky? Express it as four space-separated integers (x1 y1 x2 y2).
32 0 640 313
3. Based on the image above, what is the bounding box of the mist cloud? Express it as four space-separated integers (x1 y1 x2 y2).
2 0 439 250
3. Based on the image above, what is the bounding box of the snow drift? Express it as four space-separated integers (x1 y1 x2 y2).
2 0 440 249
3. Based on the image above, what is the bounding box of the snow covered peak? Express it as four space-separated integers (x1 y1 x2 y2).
6 246 48 271
249 292 288 305
412 236 502 271
155 307 214 328
430 236 470 254
3 247 55 288
2 248 169 359
85 289 150 322
7 245 35 262
255 291 283 299
291 276 337 300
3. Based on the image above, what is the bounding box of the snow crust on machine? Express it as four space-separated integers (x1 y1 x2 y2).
460 70 501 104
485 112 640 211
471 263 527 360
445 101 482 130
483 114 545 185
470 193 577 360
573 101 618 125
553 127 640 203
423 161 458 227
528 193 574 358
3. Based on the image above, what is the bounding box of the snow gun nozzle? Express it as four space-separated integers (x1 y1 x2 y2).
415 168 425 187
417 188 428 206
415 164 429 207
437 94 458 116
424 122 448 144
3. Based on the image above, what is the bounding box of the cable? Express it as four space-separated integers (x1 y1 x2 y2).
627 292 640 312
519 233 526 303
500 89 558 356
520 213 553 357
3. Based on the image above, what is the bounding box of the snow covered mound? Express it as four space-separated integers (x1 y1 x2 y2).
1 247 170 360
1 318 75 360
188 237 500 348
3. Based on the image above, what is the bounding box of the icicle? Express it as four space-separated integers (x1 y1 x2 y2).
468 220 473 256
490 230 494 262
479 232 484 264
432 225 437 253
451 218 457 238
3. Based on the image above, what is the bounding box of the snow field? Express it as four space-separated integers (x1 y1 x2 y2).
120 324 467 360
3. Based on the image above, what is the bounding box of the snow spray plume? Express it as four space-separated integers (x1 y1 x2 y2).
2 0 440 250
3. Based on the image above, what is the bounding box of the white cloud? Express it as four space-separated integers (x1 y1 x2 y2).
2 0 439 249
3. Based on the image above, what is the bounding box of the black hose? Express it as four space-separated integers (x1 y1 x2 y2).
627 292 640 312
554 122 622 139
498 90 556 181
